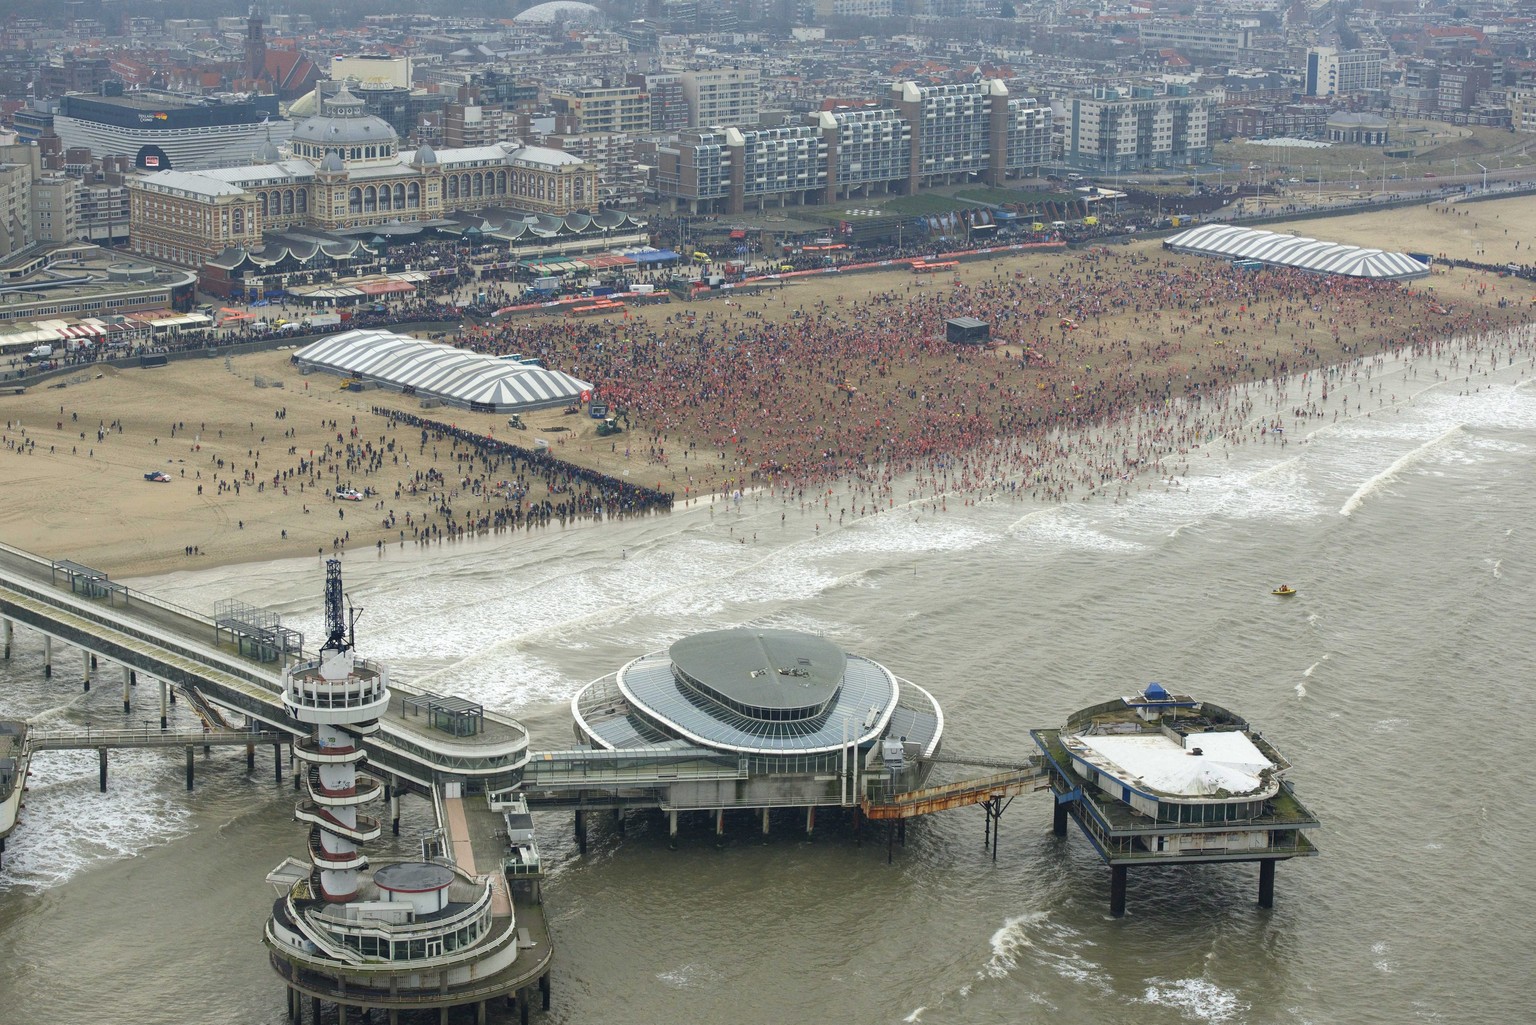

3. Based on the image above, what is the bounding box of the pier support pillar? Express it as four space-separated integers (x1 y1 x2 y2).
90 653 97 670
337 1003 347 1025
761 807 770 838
476 1000 487 1025
390 776 400 836
805 805 815 840
1110 864 1128 918
613 808 625 836
574 809 587 854
43 635 51 677
98 747 108 792
185 746 195 791
82 648 91 691
519 986 530 1025
668 809 678 849
714 808 725 846
3 617 11 659
1053 800 1069 837
311 996 320 1024
122 665 132 714
130 669 136 686
540 970 551 1010
273 742 284 785
246 743 256 771
159 679 168 729
887 823 895 864
1258 859 1276 909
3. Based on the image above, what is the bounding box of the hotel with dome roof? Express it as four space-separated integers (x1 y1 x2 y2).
128 86 600 268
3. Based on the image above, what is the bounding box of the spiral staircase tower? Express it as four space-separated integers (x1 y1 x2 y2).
282 559 389 903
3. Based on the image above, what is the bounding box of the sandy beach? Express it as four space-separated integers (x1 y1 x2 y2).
4 194 1534 579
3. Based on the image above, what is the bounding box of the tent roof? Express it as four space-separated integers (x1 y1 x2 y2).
1164 223 1429 280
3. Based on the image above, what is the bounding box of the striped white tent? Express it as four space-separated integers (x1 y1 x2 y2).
294 330 592 412
1163 223 1430 280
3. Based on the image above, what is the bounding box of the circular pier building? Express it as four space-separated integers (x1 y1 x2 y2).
569 628 943 840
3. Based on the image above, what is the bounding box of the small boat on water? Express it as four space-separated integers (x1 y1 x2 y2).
1271 585 1297 597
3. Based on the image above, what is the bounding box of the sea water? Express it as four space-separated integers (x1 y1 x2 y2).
2 330 1535 1025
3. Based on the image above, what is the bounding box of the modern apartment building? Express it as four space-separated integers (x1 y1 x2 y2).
628 72 689 132
550 83 652 136
1138 23 1253 66
1305 47 1382 98
650 82 1050 213
681 68 760 128
1067 85 1211 172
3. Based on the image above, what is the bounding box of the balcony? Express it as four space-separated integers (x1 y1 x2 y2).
294 737 364 765
306 764 384 807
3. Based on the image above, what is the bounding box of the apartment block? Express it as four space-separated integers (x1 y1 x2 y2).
682 68 760 129
551 83 652 136
1067 85 1211 172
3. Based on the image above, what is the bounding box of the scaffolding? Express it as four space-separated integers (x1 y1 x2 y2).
213 598 304 663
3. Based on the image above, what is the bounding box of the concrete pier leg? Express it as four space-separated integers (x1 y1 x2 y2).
274 742 284 784
476 999 487 1025
1053 800 1069 837
1258 859 1276 909
82 648 91 690
1110 864 1128 918
43 635 51 677
3 617 12 659
519 986 530 1025
159 679 168 729
574 809 587 854
668 809 678 849
714 808 725 846
337 1003 347 1025
90 653 97 670
540 971 551 1010
247 743 256 770
805 805 815 840
761 807 770 838
613 807 625 836
122 665 132 713
185 746 195 791
887 823 894 864
390 776 400 836
98 747 108 792
311 996 320 1024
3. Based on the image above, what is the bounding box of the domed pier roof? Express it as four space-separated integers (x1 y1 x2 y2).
604 629 904 755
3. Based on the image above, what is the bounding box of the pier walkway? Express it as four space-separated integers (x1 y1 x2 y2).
0 541 530 793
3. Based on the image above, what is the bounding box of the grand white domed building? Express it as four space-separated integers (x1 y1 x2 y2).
128 86 601 268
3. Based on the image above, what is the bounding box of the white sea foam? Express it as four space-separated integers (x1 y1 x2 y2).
982 913 1109 990
1139 977 1250 1023
0 748 195 891
1340 424 1465 517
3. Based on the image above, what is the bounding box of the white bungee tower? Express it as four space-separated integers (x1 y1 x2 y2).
283 558 388 902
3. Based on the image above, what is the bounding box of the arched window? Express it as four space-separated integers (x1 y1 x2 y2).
447 176 459 200
257 193 268 217
296 190 307 213
379 185 391 211
348 187 362 214
282 190 294 215
393 183 406 209
363 186 377 213
496 170 506 193
472 173 484 198
407 182 420 208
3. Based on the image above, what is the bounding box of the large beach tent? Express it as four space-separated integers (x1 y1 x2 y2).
1163 223 1430 280
294 329 592 413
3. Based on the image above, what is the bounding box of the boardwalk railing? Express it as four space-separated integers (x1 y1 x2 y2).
30 726 287 751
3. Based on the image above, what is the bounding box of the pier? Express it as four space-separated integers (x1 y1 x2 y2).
0 541 1321 1010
